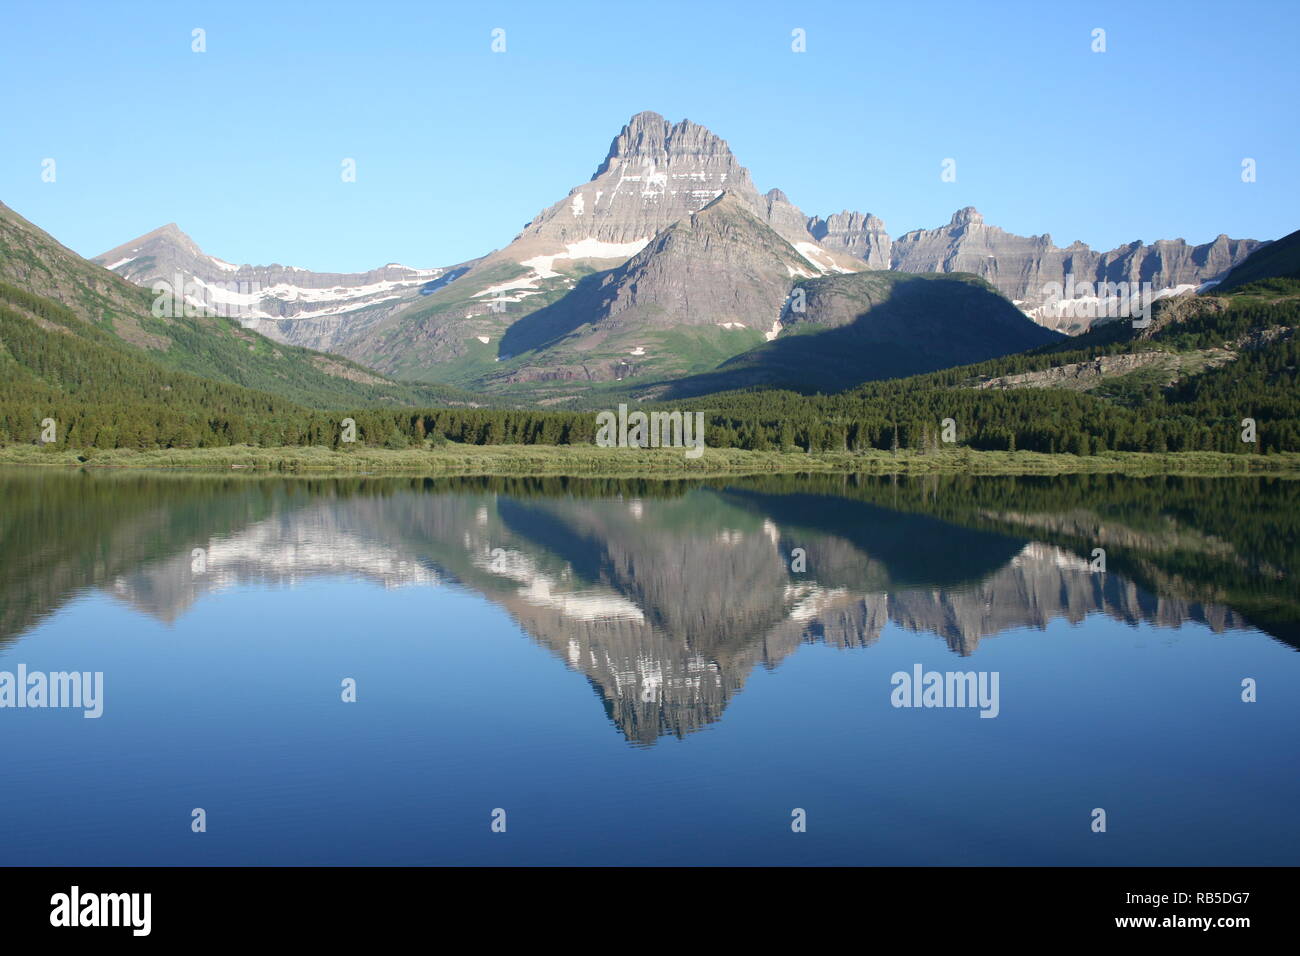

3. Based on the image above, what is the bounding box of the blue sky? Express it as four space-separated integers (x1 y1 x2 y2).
2 0 1297 271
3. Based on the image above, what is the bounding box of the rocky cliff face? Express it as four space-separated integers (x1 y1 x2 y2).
888 207 1074 308
511 111 756 252
813 205 1263 333
808 210 892 269
502 111 854 268
587 192 816 330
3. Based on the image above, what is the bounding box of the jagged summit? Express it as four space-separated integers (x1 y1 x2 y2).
807 210 892 269
497 111 861 269
806 205 1263 331
591 111 743 181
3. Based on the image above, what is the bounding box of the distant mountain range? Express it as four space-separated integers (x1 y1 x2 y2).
82 111 1266 397
95 221 476 332
0 110 1280 408
812 206 1262 332
3 188 1298 460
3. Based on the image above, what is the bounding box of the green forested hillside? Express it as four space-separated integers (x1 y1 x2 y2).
0 281 315 447
680 283 1300 454
0 202 477 409
5 209 1300 459
0 279 588 449
5 275 1300 455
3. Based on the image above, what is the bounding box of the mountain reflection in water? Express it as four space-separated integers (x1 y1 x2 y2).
3 469 1294 747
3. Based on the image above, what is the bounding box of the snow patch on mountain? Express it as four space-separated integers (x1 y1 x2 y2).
794 242 852 274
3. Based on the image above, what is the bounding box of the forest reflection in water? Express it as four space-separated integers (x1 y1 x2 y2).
3 468 1294 745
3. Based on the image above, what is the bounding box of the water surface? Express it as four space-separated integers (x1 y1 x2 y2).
1 469 1297 865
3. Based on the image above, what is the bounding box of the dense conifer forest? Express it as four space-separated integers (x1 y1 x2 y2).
3 273 1299 456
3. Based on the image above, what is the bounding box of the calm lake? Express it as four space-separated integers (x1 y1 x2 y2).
1 468 1297 866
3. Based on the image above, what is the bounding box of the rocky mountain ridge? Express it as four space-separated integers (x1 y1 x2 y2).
488 192 816 384
93 222 470 340
814 205 1263 332
85 110 1270 391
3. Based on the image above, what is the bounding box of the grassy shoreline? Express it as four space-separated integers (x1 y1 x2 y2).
2 443 1299 478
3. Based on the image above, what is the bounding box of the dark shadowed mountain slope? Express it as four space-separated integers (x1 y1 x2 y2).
1212 227 1298 293
647 270 1059 397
